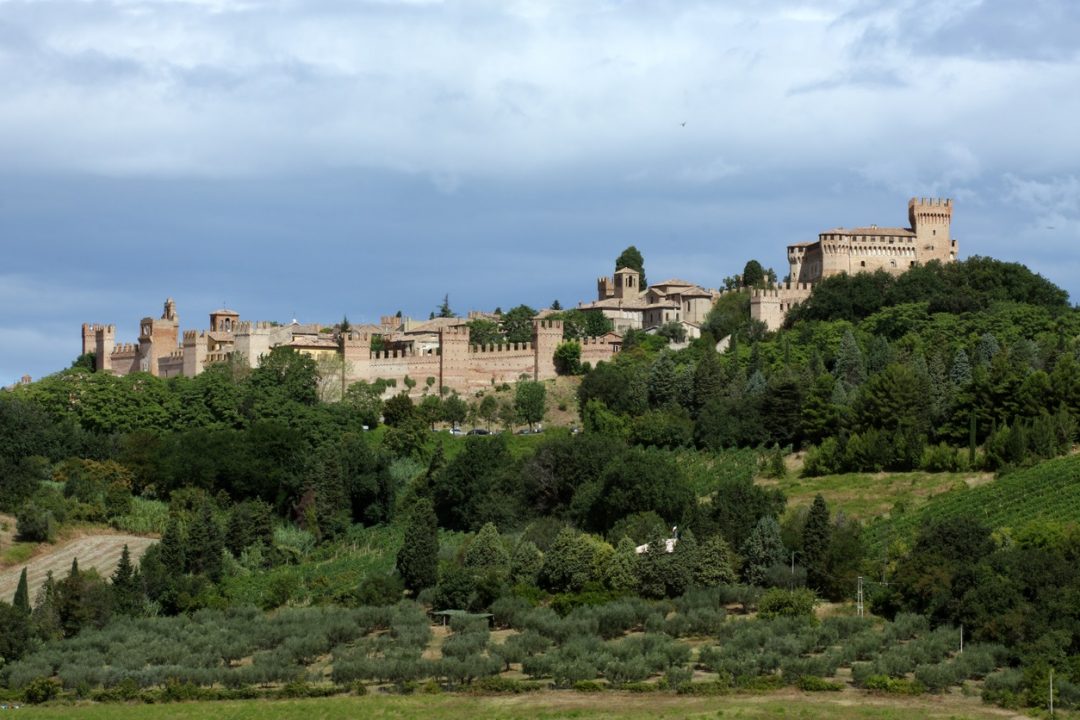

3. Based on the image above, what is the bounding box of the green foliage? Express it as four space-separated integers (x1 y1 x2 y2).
553 341 582 375
614 245 646 287
514 380 546 428
463 523 510 577
757 588 817 620
741 516 786 586
0 600 32 663
397 498 439 594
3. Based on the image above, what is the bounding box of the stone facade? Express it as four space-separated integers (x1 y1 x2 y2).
581 269 721 335
82 303 618 397
751 197 959 330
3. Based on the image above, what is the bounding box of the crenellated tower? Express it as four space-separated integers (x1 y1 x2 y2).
909 197 956 265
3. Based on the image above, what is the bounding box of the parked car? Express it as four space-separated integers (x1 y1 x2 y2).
467 428 491 436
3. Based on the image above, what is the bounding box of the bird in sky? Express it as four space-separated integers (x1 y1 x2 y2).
681 121 686 127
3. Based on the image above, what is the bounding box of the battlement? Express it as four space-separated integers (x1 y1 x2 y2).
471 342 533 353
442 326 470 337
909 197 952 209
204 351 231 365
112 343 137 355
236 320 276 333
536 319 563 331
182 329 206 343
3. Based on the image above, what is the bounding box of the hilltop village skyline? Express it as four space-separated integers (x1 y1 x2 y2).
62 197 961 397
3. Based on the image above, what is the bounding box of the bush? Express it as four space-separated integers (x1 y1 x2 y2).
16 503 56 542
22 677 61 704
863 674 925 695
757 588 816 620
797 675 842 692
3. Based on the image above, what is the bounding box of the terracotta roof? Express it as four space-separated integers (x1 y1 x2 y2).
614 266 640 274
650 278 695 288
210 308 239 315
579 297 648 311
645 302 679 309
404 317 468 334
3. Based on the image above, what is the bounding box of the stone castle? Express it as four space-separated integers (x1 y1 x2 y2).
79 196 956 392
749 197 958 330
82 300 620 396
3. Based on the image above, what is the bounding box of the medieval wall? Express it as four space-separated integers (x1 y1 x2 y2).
749 284 813 332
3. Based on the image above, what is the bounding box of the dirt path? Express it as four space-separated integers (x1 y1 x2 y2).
0 534 156 603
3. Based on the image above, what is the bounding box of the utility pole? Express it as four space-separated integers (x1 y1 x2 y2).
856 576 864 618
1050 668 1055 716
959 624 963 654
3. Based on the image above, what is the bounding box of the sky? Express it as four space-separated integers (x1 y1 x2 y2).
2 0 1079 384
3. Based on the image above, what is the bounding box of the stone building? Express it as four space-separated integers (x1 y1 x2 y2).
82 301 620 397
580 268 720 338
751 197 959 330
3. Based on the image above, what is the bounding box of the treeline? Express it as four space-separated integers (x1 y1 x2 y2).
579 257 1080 474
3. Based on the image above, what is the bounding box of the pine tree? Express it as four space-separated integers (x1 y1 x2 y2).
13 567 30 614
605 537 639 592
509 540 544 586
745 369 767 397
648 352 678 408
693 350 724 413
397 498 439 594
464 523 510 576
111 544 142 616
802 495 832 592
975 333 1000 366
692 534 737 587
835 330 866 389
741 516 786 586
637 531 669 599
951 348 973 387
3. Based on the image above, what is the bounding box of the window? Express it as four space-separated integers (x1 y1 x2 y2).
860 261 866 267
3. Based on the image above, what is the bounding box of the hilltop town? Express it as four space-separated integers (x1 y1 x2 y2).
78 196 957 396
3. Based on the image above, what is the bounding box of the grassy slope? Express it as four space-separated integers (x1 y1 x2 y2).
762 469 991 522
16 691 1019 720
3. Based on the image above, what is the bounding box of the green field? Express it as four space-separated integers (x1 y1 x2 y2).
14 691 1021 720
764 469 987 522
864 453 1080 552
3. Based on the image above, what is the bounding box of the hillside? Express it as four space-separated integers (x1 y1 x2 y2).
864 453 1080 552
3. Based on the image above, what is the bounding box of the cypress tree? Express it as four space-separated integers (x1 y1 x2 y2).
802 495 832 592
648 352 678 408
111 544 142 616
13 567 30 614
31 570 62 641
397 498 439 594
692 350 724 413
188 501 224 581
314 450 350 541
160 513 186 573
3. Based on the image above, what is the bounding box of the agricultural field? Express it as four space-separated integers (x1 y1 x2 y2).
3 592 1042 709
12 690 1032 720
864 453 1080 552
763 467 991 522
0 533 156 602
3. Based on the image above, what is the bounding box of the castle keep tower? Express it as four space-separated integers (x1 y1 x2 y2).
909 197 956 265
756 197 960 331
